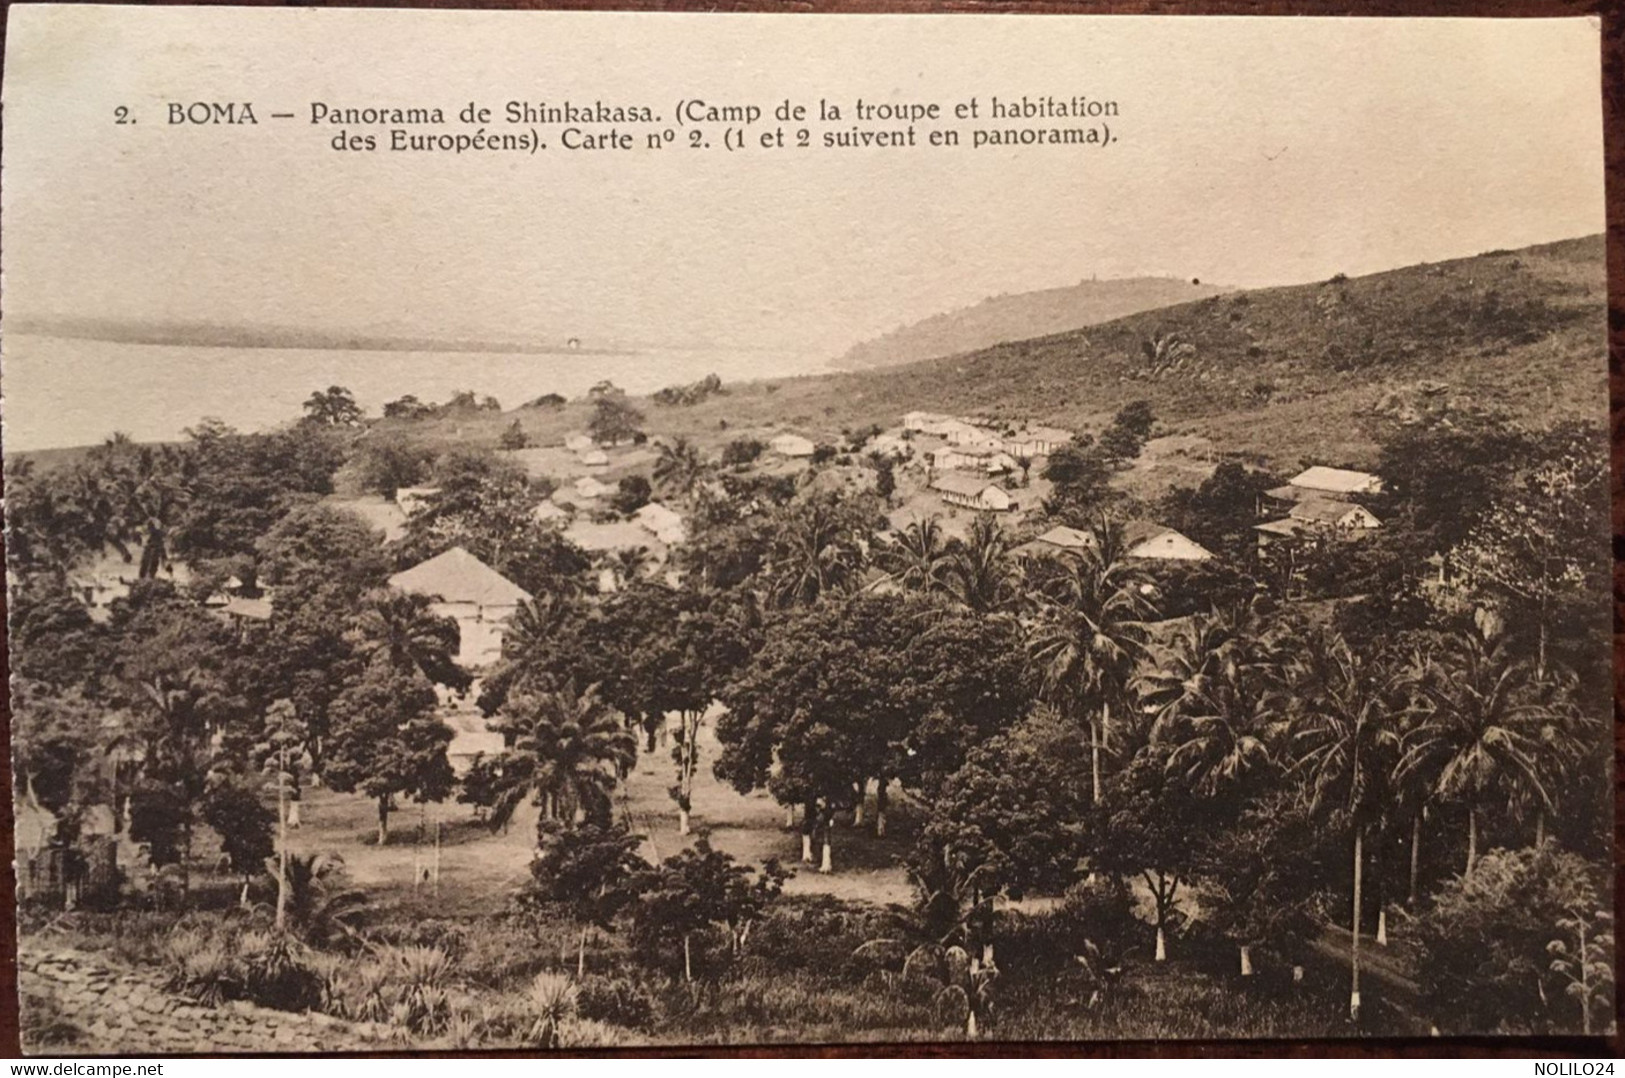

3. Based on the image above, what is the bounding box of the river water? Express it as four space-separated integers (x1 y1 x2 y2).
2 334 828 452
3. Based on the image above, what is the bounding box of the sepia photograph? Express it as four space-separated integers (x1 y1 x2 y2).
1 6 1614 1054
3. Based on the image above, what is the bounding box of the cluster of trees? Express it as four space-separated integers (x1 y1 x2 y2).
8 382 1609 1034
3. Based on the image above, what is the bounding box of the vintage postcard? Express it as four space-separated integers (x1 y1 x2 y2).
3 5 1612 1053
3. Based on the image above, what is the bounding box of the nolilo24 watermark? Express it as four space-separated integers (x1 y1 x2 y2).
1535 1066 1614 1076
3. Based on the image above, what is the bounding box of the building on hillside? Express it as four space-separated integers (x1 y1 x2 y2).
1001 426 1076 458
389 547 531 669
532 500 570 525
1255 500 1381 552
444 712 507 776
69 552 193 623
395 486 441 517
1267 466 1383 504
577 448 610 468
574 476 615 500
903 411 954 435
940 420 1002 449
564 432 595 452
634 502 687 545
930 446 1017 475
1123 521 1214 562
930 474 1015 512
1288 498 1382 533
1012 524 1096 560
770 433 817 458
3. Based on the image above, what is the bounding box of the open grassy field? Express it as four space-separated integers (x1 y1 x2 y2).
286 723 920 917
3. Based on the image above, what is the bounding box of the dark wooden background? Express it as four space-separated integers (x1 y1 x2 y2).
0 0 1616 1058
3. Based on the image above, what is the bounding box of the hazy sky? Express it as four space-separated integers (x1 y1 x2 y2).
2 8 1606 357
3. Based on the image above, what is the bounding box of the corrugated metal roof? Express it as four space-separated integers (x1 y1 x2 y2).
1288 466 1382 495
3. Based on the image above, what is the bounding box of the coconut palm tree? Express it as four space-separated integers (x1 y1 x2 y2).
652 437 708 501
1027 522 1154 804
1158 656 1289 798
1288 631 1400 1021
883 516 953 597
945 515 1021 613
347 589 470 691
1138 601 1285 746
1395 628 1574 876
766 497 863 607
486 684 637 831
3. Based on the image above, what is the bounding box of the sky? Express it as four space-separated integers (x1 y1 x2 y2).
1 8 1607 359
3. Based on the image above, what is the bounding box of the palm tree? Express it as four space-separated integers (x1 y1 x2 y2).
883 516 953 597
1158 653 1289 798
1027 522 1153 804
1139 601 1285 746
767 497 862 607
486 684 637 831
271 851 372 946
89 439 193 579
945 515 1020 613
1395 628 1574 876
1289 632 1400 1021
347 589 470 691
652 437 707 501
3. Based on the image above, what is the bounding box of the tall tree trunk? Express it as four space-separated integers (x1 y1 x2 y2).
377 795 390 846
1090 716 1102 806
1535 808 1546 847
852 780 865 827
1408 810 1421 907
820 808 834 874
875 778 888 837
275 758 288 932
1155 924 1167 963
1350 825 1363 1021
785 804 795 829
1466 806 1478 875
1240 945 1253 977
578 927 588 979
801 801 815 863
1579 917 1591 1035
683 932 693 983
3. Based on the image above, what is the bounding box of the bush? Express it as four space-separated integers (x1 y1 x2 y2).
1415 844 1612 1035
576 974 657 1029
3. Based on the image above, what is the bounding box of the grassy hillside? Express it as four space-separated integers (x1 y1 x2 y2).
17 236 1603 489
395 235 1605 482
833 276 1229 370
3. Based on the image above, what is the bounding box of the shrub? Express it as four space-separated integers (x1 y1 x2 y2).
576 974 657 1029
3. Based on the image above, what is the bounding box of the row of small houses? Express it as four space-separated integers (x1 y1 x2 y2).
931 462 1385 565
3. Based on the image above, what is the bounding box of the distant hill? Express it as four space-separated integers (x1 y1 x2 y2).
792 235 1607 472
831 277 1230 370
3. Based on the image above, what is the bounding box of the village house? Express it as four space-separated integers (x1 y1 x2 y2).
930 445 1017 475
388 546 531 669
1123 522 1214 562
574 476 615 500
939 420 1003 450
769 433 817 458
577 447 610 468
902 411 955 435
564 432 595 453
633 502 687 545
69 551 192 623
1265 465 1383 505
1012 524 1096 560
930 474 1015 512
532 500 570 525
1000 425 1075 458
